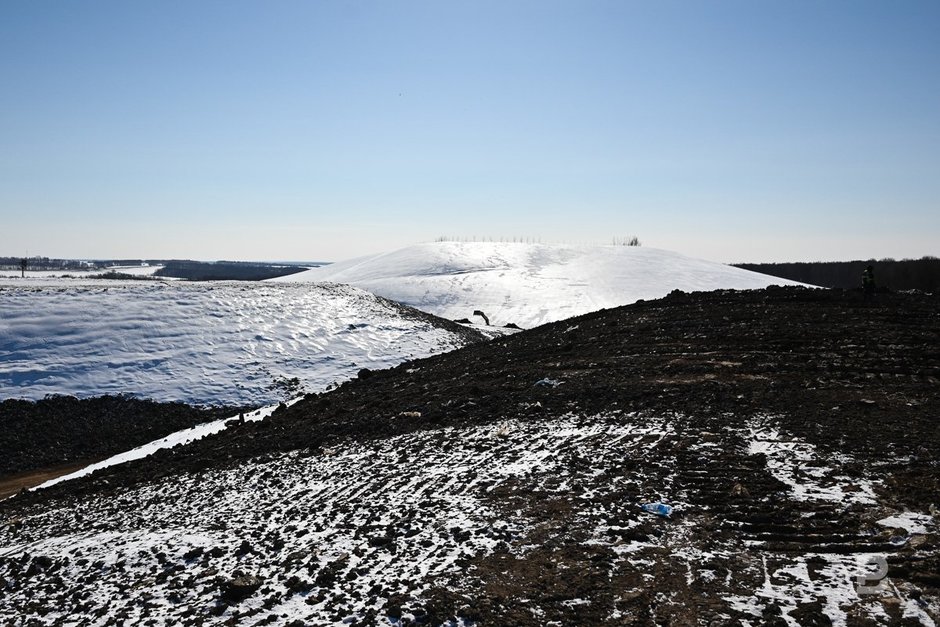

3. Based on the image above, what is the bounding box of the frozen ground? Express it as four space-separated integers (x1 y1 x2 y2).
0 280 479 406
0 413 934 626
272 242 806 328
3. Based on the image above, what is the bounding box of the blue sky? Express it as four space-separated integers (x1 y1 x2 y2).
1 1 937 262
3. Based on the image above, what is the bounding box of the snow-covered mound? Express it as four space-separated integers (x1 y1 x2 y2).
272 242 805 327
0 281 480 406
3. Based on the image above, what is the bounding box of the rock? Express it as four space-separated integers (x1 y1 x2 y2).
315 570 337 587
32 555 54 571
221 575 263 602
762 603 783 617
234 539 253 556
284 575 313 595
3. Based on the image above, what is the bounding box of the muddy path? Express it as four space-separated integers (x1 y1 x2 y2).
0 459 106 500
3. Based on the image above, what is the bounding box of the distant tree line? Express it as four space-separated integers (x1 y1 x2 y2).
0 256 170 272
87 271 160 281
0 256 98 271
155 261 309 281
735 257 940 292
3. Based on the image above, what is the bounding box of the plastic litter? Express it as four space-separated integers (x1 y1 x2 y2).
534 378 562 388
640 502 673 518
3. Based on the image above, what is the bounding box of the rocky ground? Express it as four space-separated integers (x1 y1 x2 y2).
1 286 938 625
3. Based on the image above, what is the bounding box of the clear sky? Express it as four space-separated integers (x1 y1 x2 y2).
1 1 938 263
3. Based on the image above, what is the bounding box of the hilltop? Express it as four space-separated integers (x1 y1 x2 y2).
271 242 805 328
2 286 938 625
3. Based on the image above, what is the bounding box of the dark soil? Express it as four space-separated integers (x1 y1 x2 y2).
0 459 103 500
0 395 247 476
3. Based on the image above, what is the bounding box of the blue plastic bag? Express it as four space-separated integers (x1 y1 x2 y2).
640 502 673 518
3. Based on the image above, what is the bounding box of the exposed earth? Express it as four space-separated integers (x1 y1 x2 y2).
0 395 246 480
1 286 938 625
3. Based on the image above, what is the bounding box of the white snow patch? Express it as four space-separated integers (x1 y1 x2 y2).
746 419 879 505
0 416 662 625
877 512 935 536
726 553 892 627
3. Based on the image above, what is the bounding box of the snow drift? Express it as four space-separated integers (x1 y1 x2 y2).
272 242 806 327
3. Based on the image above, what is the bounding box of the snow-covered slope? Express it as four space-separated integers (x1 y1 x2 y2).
0 281 479 406
272 242 805 328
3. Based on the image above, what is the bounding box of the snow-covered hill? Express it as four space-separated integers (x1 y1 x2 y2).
0 281 481 406
272 242 806 328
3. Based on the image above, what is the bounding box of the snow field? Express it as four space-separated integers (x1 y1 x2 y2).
0 281 474 405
